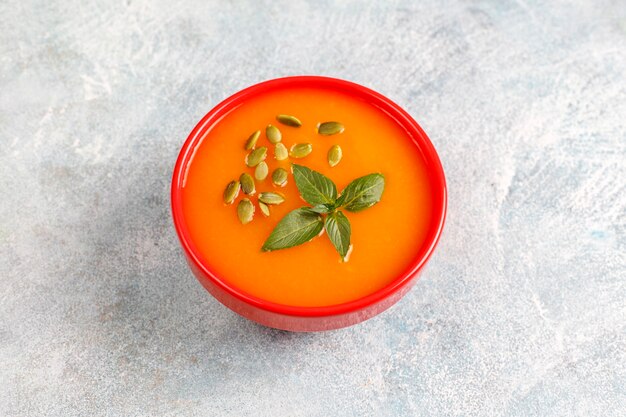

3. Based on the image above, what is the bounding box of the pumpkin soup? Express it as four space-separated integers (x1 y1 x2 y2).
180 86 434 307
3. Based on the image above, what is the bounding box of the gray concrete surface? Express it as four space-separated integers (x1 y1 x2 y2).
1 0 625 416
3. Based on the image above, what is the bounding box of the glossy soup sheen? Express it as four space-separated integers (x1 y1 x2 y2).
181 86 434 307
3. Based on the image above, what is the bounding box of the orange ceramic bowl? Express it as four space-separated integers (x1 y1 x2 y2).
171 76 446 331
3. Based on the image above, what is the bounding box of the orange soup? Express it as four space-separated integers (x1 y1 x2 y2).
181 86 433 307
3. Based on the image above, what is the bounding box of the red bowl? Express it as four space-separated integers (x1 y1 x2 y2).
171 76 447 332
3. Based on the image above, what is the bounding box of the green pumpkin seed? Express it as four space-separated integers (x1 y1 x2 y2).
274 143 288 160
259 192 285 205
318 121 344 135
245 146 267 167
244 130 261 150
259 201 270 217
266 124 282 144
255 161 269 180
223 180 240 204
276 114 302 127
237 198 255 224
327 144 342 167
240 173 255 195
272 168 288 187
289 143 313 158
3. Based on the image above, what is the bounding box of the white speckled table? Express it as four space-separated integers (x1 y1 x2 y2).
1 1 625 416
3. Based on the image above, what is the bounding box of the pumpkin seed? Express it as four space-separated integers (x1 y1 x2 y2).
245 146 267 167
274 143 289 160
327 144 342 167
254 161 269 180
289 143 313 158
259 192 285 205
240 173 255 195
276 114 302 127
244 130 261 150
237 198 254 224
318 121 344 135
266 124 282 144
259 201 270 217
272 168 288 187
223 180 240 204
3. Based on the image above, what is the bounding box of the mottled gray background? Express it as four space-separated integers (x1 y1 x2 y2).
1 0 625 416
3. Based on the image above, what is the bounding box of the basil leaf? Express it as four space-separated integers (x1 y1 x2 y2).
325 211 351 258
334 193 346 208
261 208 324 252
310 204 334 214
339 173 385 212
292 164 337 206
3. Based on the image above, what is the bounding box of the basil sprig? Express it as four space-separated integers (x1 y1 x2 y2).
262 164 385 259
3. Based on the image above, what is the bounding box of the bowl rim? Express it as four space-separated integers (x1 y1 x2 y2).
171 75 447 318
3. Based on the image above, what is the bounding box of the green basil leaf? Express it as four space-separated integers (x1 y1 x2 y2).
310 204 334 214
339 173 385 212
292 164 337 206
261 208 324 252
324 211 351 258
334 193 346 208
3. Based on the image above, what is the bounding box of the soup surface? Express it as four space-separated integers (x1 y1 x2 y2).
181 86 434 307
